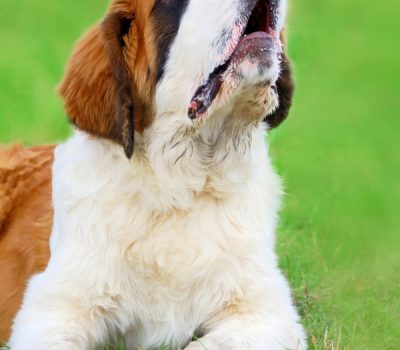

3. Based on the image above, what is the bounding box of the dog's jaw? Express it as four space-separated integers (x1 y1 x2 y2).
188 32 281 124
155 0 286 130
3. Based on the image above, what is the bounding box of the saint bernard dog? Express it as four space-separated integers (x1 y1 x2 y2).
0 0 306 348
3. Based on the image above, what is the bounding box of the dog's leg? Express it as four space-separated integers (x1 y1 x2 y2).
8 271 122 350
186 318 306 350
185 270 307 350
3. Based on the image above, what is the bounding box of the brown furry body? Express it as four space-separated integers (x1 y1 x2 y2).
0 145 54 340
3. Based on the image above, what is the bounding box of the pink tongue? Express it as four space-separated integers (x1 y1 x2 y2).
229 31 277 66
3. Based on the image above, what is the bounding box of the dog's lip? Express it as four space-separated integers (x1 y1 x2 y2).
188 32 278 121
188 0 281 120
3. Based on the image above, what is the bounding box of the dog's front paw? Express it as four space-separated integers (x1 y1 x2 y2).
8 329 76 350
8 340 72 350
184 339 218 350
8 340 46 350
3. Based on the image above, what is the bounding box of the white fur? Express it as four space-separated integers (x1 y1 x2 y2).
9 0 306 349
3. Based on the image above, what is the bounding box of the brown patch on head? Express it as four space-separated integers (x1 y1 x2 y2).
264 30 295 128
58 0 157 158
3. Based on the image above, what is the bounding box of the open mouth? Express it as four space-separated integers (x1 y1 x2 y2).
188 0 281 120
245 0 280 36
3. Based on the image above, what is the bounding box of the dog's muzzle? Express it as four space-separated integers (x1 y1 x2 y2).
188 0 282 120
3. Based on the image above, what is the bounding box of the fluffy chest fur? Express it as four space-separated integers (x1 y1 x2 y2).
46 129 281 347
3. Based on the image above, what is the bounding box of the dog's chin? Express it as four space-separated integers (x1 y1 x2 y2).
189 32 280 125
195 85 279 129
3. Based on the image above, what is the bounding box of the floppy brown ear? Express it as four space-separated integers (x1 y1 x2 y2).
264 32 295 129
58 11 137 158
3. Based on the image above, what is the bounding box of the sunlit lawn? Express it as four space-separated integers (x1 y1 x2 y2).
1 0 399 349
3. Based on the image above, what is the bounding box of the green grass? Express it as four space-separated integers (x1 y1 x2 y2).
1 0 399 349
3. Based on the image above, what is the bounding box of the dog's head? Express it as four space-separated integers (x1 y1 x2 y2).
59 0 294 158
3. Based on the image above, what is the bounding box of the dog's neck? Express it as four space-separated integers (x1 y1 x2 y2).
66 112 270 213
135 115 269 208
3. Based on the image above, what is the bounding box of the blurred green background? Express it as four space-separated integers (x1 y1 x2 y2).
0 0 399 349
